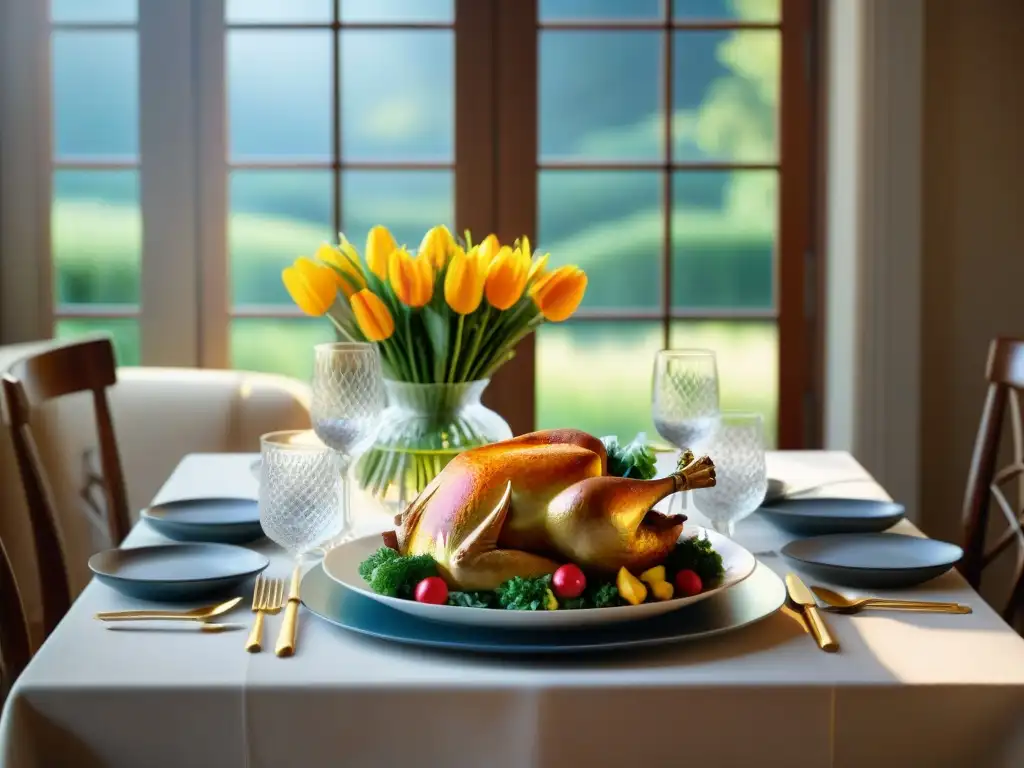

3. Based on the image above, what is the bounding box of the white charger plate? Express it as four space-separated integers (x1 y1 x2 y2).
322 527 756 629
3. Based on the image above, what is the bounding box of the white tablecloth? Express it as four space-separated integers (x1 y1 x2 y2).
3 451 1024 768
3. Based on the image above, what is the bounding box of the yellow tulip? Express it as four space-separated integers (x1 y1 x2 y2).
389 248 434 307
314 242 366 297
444 246 486 315
530 265 587 322
365 225 397 281
350 289 395 341
485 245 530 310
478 234 501 266
527 252 550 283
418 225 455 270
282 257 339 317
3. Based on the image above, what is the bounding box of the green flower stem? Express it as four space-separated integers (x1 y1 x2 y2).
447 314 465 384
474 318 544 380
325 312 360 342
413 314 432 383
477 299 533 358
381 339 409 381
401 311 420 383
459 306 491 382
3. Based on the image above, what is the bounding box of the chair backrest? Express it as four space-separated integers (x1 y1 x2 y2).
0 535 31 691
960 337 1024 624
1 336 130 636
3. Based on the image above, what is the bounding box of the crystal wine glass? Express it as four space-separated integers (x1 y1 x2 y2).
651 349 720 454
691 412 768 537
310 342 386 542
259 430 346 559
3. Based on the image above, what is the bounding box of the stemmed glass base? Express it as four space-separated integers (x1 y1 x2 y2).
709 519 736 538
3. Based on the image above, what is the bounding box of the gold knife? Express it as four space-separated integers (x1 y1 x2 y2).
275 565 302 657
786 573 838 652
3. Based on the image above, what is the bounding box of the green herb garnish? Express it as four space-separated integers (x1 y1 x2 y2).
447 591 496 609
562 579 621 609
664 535 724 585
601 433 658 480
358 546 399 581
359 547 438 598
496 574 553 611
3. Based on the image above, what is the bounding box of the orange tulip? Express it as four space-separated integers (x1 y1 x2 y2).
418 225 455 270
478 234 501 266
315 242 366 297
350 289 395 341
530 265 587 322
365 225 397 281
444 246 486 315
282 257 339 316
389 248 434 307
485 245 530 310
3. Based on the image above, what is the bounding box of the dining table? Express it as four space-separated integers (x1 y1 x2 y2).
3 450 1024 768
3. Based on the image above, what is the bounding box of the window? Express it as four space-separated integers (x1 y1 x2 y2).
532 0 787 444
49 0 141 365
223 0 455 381
15 0 818 446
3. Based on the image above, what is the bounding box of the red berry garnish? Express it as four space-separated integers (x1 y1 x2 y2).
674 569 703 597
414 576 449 605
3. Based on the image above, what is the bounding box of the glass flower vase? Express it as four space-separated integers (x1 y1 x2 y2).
353 379 513 514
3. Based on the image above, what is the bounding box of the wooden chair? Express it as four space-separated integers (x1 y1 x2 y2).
0 535 31 692
1 336 130 637
960 337 1024 625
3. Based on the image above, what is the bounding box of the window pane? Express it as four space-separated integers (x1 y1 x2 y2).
341 31 453 162
231 319 337 380
228 31 331 160
540 31 662 162
226 0 332 23
673 30 779 163
674 0 779 23
53 171 140 305
537 321 661 439
539 170 661 311
669 320 777 446
341 0 453 23
53 32 138 159
540 0 661 21
230 170 333 306
672 170 775 309
341 171 453 251
55 319 140 366
51 0 137 23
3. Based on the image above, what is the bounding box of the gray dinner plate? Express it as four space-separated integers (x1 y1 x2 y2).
781 533 963 589
89 543 269 601
141 497 264 543
759 498 905 535
301 561 786 654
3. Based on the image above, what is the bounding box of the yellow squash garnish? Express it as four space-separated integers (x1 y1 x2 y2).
640 565 666 585
616 567 648 606
544 588 559 610
650 580 674 601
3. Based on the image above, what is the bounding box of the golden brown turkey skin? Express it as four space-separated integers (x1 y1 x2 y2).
393 428 716 591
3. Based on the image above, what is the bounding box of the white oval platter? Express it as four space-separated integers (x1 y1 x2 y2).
322 526 757 629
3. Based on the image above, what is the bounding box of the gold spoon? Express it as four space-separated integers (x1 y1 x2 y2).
810 587 972 614
94 596 244 622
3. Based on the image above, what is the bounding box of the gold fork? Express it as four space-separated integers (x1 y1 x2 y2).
245 575 285 653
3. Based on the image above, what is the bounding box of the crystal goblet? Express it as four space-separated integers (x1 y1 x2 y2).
258 430 345 559
311 342 386 543
652 349 720 454
691 412 768 537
